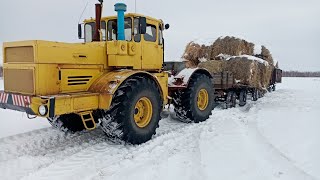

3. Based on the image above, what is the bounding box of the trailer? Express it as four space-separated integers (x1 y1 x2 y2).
211 72 263 109
268 68 283 92
165 61 282 111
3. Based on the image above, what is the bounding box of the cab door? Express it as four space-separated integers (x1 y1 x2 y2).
141 22 162 70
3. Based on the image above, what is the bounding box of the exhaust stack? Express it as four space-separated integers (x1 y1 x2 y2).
93 2 103 41
114 3 127 41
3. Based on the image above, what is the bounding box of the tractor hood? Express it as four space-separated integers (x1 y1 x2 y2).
2 40 107 96
3 40 107 65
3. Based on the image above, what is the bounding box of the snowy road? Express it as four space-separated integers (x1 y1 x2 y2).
0 78 319 180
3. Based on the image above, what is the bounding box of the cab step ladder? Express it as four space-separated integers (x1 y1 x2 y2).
78 111 96 131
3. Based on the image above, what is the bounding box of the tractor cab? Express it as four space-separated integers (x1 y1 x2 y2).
79 9 169 71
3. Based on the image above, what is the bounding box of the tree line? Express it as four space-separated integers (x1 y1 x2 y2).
282 71 320 77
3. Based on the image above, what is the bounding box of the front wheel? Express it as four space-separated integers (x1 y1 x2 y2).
173 74 214 123
47 114 85 133
100 76 162 145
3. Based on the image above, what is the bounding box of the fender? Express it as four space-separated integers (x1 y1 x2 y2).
89 70 168 110
168 68 212 89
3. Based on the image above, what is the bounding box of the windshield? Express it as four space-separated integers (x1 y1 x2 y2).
107 18 132 41
84 18 133 42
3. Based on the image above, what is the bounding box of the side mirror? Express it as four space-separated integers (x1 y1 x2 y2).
165 24 170 30
139 17 147 34
78 24 82 39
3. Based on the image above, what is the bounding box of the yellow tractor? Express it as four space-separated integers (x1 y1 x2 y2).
0 1 214 144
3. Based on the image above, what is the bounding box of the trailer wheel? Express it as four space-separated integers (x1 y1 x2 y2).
226 91 237 109
239 90 247 107
252 89 258 101
100 76 161 144
272 85 276 91
47 114 85 133
173 74 214 123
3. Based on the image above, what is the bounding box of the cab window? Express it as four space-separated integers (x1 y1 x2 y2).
107 18 132 41
144 24 157 42
159 25 163 45
134 18 141 42
84 21 106 42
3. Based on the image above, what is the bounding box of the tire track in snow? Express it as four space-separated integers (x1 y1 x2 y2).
22 117 225 180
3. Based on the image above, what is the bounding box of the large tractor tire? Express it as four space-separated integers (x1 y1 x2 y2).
100 76 162 145
252 89 259 101
226 91 237 109
173 73 214 123
47 114 85 133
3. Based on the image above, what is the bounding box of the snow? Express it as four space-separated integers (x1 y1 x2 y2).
0 78 320 180
227 55 270 66
0 81 51 138
168 68 198 87
192 38 215 46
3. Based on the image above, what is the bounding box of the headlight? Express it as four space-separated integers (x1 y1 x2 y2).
38 105 48 116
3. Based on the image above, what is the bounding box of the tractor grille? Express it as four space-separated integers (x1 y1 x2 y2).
5 46 34 63
4 69 35 95
67 76 93 86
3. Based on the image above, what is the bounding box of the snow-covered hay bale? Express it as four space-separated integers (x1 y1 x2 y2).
198 60 227 74
225 55 272 89
210 36 255 59
226 57 260 88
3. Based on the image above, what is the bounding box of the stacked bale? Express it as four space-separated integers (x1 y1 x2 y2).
258 62 273 88
183 36 277 89
225 57 260 88
261 46 274 67
198 60 227 74
210 36 255 59
199 56 272 89
182 42 210 66
182 42 201 64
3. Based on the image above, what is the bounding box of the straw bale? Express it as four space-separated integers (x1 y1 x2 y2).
198 60 227 74
261 46 274 67
258 63 273 88
210 36 254 59
225 57 260 88
182 42 211 65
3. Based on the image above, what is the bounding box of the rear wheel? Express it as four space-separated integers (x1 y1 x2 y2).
173 74 214 123
272 85 276 91
47 114 85 133
100 76 161 145
252 89 258 101
239 90 247 107
226 91 237 109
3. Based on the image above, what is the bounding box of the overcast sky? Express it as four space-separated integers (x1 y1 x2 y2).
0 0 319 71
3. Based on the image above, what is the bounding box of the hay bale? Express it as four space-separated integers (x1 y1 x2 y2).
198 60 227 74
261 46 274 67
182 42 211 65
225 57 260 88
210 36 255 59
258 63 273 88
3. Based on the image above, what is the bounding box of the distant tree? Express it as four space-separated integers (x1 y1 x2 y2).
283 71 320 77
